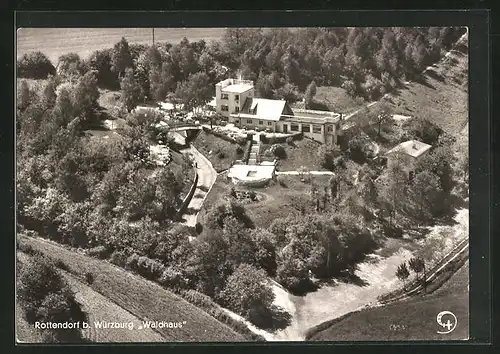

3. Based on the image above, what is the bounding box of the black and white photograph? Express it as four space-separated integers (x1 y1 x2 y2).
16 25 470 343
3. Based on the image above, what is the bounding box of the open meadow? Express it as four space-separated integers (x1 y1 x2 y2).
17 28 224 63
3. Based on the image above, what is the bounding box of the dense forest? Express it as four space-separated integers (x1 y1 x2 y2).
16 27 466 334
17 27 465 108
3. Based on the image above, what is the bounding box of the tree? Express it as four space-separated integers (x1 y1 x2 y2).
411 35 429 72
52 86 74 128
415 146 454 195
250 228 278 275
57 53 86 81
111 37 133 79
408 257 426 287
17 256 86 342
120 68 144 112
379 158 407 226
222 217 257 267
407 170 443 220
329 175 339 200
149 62 176 102
396 262 410 287
17 51 56 79
220 263 277 327
73 70 99 124
87 49 119 89
317 144 340 170
17 80 32 112
174 72 212 112
42 79 57 109
369 102 393 137
304 81 317 109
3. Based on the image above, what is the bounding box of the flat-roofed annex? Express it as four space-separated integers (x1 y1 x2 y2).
221 83 254 93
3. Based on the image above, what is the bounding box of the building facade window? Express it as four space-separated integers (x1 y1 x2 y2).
290 124 299 132
267 122 273 126
221 105 229 111
328 125 333 132
221 93 229 100
235 94 239 102
313 125 322 134
259 120 263 125
235 107 240 113
302 125 311 133
247 119 253 124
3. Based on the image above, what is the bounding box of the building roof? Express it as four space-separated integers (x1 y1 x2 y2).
222 83 254 93
234 98 287 121
227 164 276 181
386 140 432 158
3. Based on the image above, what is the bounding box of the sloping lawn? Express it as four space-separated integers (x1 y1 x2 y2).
307 262 469 341
199 173 331 229
192 130 243 172
20 235 244 342
387 50 468 137
262 138 326 172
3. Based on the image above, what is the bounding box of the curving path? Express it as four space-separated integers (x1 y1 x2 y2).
179 145 217 227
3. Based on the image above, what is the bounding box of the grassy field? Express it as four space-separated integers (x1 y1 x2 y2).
17 251 163 343
387 49 468 138
315 86 366 114
17 28 224 63
19 235 244 342
199 173 332 229
307 261 469 341
191 130 243 173
16 302 44 343
261 138 327 172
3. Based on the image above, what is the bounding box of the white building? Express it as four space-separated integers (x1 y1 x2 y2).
215 78 344 144
385 140 432 177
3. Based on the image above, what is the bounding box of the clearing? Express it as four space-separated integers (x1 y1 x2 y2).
19 235 245 342
261 138 327 172
291 86 366 114
17 28 224 63
271 207 468 341
198 173 332 230
307 261 469 341
387 42 468 138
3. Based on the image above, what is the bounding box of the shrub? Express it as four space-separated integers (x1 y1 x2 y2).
17 51 56 79
86 245 109 259
273 145 287 159
218 151 226 159
235 146 244 155
348 137 369 163
178 289 265 341
125 253 140 271
109 249 129 268
158 267 186 289
54 259 69 272
195 222 203 234
286 137 293 145
85 272 94 285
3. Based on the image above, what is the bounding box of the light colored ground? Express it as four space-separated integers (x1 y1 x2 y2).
63 274 164 342
17 28 224 63
270 208 469 341
180 145 217 227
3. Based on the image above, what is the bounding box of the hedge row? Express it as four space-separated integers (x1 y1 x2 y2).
242 140 252 163
259 132 302 144
202 126 247 145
